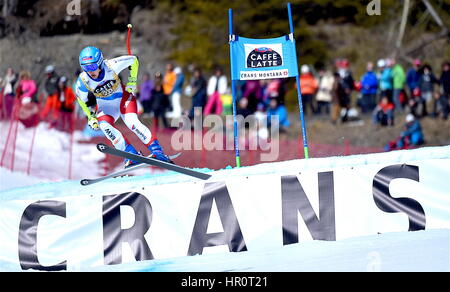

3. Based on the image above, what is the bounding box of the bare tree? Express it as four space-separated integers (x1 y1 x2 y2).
395 0 410 58
2 0 19 17
397 0 449 62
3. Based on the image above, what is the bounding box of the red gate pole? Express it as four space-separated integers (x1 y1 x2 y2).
26 98 44 175
9 98 21 171
1 98 22 167
0 88 5 119
26 123 38 175
1 115 15 167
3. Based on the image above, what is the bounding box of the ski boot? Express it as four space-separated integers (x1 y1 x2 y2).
148 139 173 163
123 143 143 169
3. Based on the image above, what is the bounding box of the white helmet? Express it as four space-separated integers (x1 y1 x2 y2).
377 59 386 68
301 65 310 74
174 67 182 75
406 114 415 123
45 65 55 73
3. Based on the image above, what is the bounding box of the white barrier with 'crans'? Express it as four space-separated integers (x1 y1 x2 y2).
0 146 449 271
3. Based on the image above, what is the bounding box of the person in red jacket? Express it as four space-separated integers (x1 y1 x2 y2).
299 65 318 115
372 95 394 126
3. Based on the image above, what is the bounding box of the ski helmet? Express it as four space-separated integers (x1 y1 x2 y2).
79 46 104 72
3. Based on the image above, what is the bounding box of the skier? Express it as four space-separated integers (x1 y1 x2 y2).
75 46 172 168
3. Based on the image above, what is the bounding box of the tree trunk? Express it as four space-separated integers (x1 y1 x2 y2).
2 0 7 18
395 0 410 57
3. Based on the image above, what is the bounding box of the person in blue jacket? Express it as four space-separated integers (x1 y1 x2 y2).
360 62 378 113
378 59 393 102
267 96 290 132
397 114 425 148
406 59 422 96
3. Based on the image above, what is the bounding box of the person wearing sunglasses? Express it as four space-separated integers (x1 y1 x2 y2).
75 46 172 168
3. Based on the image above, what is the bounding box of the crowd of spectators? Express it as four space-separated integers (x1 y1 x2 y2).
1 57 448 149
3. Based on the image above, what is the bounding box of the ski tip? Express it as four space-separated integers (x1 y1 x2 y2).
97 143 109 152
169 153 182 160
200 174 212 180
80 180 90 186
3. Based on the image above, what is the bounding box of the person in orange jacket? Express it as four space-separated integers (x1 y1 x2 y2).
57 76 77 132
163 63 176 97
299 65 318 115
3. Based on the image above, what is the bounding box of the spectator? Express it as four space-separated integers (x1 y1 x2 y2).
167 66 184 119
263 79 282 106
406 59 422 97
205 67 227 116
372 96 394 126
267 96 290 132
57 76 77 132
242 80 262 113
235 79 246 101
15 71 39 128
432 91 449 120
163 63 176 97
16 70 37 103
255 103 269 141
220 88 233 116
1 67 17 118
435 61 450 120
151 76 170 129
360 62 378 113
316 69 334 115
384 114 424 151
188 68 207 120
418 64 438 116
140 72 154 117
331 72 348 124
299 65 318 115
391 58 406 111
237 97 252 119
44 65 60 101
407 86 426 118
337 59 355 114
397 114 425 148
42 65 60 119
378 59 393 102
440 61 450 98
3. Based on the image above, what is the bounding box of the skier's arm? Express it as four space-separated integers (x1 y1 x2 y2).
76 77 99 129
77 96 100 130
77 97 93 119
109 55 139 94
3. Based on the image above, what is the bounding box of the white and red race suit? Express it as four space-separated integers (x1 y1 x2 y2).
76 56 153 151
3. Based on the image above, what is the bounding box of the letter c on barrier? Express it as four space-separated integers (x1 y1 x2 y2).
18 200 67 271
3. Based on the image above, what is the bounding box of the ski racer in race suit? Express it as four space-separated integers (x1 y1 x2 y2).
75 46 171 167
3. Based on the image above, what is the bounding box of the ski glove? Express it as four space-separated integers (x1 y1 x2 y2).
126 57 139 95
88 115 99 131
125 77 137 95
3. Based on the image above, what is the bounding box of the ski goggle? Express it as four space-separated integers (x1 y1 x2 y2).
81 63 101 72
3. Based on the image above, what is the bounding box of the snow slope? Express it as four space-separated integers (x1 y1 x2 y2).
0 121 105 191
